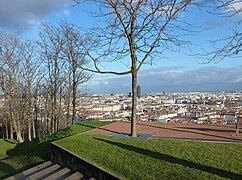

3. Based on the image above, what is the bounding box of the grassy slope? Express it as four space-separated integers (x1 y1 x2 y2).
0 139 18 178
0 121 112 179
0 139 17 157
56 134 242 180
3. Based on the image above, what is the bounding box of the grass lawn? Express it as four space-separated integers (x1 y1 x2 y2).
0 139 18 178
56 134 242 180
0 121 112 179
0 139 17 157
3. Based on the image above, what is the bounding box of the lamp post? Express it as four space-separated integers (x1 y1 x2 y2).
0 47 2 58
236 112 240 136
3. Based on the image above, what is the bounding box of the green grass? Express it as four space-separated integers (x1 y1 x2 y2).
0 121 112 179
0 139 18 157
40 120 112 142
0 139 18 178
56 134 242 180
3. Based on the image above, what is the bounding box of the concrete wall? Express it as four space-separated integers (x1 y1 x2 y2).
50 142 122 180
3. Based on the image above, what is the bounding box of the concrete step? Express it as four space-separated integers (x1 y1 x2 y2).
23 163 62 179
64 171 85 180
4 161 94 180
5 161 53 180
41 167 72 180
89 177 97 180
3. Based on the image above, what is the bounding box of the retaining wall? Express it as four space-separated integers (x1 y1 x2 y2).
50 142 122 180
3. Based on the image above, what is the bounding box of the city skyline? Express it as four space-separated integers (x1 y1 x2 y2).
84 66 242 94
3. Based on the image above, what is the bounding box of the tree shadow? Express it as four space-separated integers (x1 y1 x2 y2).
0 159 45 179
94 137 242 179
6 139 50 159
0 160 17 179
77 123 123 134
178 127 235 133
4 139 17 144
1 138 53 179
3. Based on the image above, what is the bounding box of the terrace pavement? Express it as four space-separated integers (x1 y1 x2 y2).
87 121 242 143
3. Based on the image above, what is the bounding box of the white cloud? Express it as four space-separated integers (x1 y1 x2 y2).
0 0 73 31
83 80 100 86
229 1 242 15
64 9 70 16
103 81 109 85
221 1 242 18
88 66 242 93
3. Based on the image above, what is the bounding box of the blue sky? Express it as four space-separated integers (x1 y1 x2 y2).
0 0 241 93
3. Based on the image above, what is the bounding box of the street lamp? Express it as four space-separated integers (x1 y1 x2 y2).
236 112 240 136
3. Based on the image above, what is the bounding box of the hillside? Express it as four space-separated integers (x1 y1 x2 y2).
0 121 112 179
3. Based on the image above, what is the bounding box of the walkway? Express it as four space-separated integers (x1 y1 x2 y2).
87 121 242 143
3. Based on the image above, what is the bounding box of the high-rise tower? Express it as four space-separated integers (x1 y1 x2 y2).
137 85 141 98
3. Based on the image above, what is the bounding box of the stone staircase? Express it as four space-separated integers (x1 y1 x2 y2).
5 161 95 180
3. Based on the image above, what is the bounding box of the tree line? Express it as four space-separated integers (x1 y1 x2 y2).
0 22 90 142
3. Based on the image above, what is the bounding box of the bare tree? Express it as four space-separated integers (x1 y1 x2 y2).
0 23 91 142
38 23 66 133
62 22 91 124
19 40 41 140
0 32 24 142
74 0 200 137
37 22 91 131
204 0 242 61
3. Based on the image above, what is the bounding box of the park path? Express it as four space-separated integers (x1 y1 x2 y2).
88 121 242 142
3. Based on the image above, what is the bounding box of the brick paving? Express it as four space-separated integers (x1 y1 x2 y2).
88 121 242 142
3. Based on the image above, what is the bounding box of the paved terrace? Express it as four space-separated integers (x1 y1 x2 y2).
87 121 242 143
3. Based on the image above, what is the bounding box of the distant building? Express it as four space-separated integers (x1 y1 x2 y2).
137 85 141 98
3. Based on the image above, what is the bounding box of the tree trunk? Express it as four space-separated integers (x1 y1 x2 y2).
10 121 13 139
15 113 24 143
16 130 23 143
53 58 58 133
72 78 76 125
66 72 71 126
66 95 70 127
45 99 49 135
57 85 63 131
5 119 9 139
28 80 34 140
33 97 38 138
12 116 23 142
28 119 32 141
131 71 137 138
130 31 137 138
32 118 36 139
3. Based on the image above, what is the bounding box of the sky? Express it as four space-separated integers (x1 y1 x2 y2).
0 0 241 94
